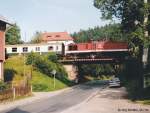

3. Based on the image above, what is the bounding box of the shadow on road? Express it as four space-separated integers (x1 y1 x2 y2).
6 108 29 113
72 80 108 90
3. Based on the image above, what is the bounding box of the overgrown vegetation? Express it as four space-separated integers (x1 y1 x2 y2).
0 81 9 91
4 55 73 92
77 64 115 82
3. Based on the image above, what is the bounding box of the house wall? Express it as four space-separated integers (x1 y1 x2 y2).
0 21 6 80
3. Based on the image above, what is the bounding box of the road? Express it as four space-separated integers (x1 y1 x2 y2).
1 81 107 113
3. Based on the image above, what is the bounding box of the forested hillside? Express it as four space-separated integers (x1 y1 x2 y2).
71 24 127 43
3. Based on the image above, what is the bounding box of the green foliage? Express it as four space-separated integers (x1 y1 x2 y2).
94 0 144 31
6 23 22 45
71 24 126 43
26 52 67 79
34 56 56 76
47 52 58 63
5 56 71 92
30 31 42 44
94 0 150 47
0 81 8 91
26 52 55 76
78 64 115 82
26 52 39 65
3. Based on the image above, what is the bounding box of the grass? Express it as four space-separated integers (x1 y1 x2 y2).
4 55 70 92
136 100 150 105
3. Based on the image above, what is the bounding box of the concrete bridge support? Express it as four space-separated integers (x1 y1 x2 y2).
63 64 78 81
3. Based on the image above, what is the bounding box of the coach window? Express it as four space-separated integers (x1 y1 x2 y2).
56 46 59 50
12 47 17 52
48 46 53 51
23 47 28 52
35 47 40 51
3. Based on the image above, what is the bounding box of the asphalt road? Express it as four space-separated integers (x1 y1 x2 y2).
2 81 107 113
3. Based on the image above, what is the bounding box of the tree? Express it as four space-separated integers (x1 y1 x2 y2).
5 23 22 45
94 0 143 28
71 24 125 43
94 0 150 89
94 0 149 44
31 31 42 43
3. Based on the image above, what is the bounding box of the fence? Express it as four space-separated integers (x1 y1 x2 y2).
0 85 32 102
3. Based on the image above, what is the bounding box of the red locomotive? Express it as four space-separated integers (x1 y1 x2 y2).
62 40 129 59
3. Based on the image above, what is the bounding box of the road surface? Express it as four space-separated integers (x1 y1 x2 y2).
1 81 106 113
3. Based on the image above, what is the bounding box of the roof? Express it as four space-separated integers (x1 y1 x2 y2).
0 15 13 25
6 42 62 47
42 32 74 42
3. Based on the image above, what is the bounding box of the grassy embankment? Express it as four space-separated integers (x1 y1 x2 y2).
4 56 70 92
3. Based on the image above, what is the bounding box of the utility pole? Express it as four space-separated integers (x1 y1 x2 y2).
143 0 149 88
143 0 149 66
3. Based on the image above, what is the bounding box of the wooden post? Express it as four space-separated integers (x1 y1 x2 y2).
30 85 32 93
13 87 15 100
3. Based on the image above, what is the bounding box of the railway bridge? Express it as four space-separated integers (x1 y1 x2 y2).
59 42 131 81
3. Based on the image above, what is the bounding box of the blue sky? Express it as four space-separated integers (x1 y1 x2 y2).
0 0 116 41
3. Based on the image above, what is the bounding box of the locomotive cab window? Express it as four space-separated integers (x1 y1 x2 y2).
68 44 77 50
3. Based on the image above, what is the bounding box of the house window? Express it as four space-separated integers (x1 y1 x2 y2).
48 46 53 51
12 47 17 52
23 47 28 52
35 47 40 51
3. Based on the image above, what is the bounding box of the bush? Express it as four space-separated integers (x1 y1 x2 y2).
47 52 58 63
26 52 40 65
26 52 70 89
32 83 49 92
0 81 8 91
34 56 56 76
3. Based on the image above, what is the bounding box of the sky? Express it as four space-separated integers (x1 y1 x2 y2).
0 0 116 41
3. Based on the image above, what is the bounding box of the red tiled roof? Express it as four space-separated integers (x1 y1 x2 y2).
42 32 73 42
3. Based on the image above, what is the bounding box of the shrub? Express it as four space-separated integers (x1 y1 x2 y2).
34 57 56 76
47 52 58 63
26 52 40 65
0 81 8 91
26 52 70 88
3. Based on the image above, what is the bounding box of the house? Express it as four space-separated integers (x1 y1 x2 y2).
5 32 74 55
41 32 74 51
0 16 12 80
41 32 74 44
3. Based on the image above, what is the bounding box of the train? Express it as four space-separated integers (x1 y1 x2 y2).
6 40 129 60
62 40 129 59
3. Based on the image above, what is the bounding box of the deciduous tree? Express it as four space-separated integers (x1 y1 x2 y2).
6 23 22 45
